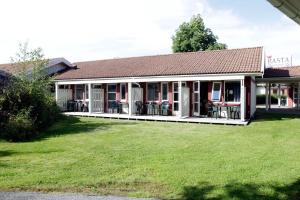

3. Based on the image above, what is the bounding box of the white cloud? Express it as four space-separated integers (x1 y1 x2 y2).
194 0 300 65
0 0 300 65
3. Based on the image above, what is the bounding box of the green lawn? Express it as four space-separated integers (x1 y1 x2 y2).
1 113 300 199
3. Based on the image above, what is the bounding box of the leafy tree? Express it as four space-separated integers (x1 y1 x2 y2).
172 14 227 52
0 43 60 142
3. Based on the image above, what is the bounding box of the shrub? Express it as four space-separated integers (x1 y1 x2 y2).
0 43 61 142
1 108 37 142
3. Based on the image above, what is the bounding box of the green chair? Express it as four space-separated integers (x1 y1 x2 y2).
207 105 218 119
230 106 240 119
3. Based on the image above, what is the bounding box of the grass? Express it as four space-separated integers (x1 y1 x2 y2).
1 113 300 199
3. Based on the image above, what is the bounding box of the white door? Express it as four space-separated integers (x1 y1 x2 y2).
92 88 104 113
181 87 190 117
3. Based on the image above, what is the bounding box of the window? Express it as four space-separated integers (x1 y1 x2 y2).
58 85 69 89
120 83 126 101
85 84 89 100
147 83 159 101
161 82 168 101
212 82 221 101
173 82 179 111
225 81 241 102
93 84 102 89
107 84 117 108
75 84 84 100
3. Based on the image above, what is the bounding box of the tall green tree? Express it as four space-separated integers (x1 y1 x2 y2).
172 14 227 52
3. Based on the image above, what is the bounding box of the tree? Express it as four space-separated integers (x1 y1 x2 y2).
0 43 60 142
172 14 227 53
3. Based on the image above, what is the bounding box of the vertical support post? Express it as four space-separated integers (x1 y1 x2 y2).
268 83 271 110
297 82 300 110
265 83 269 111
240 79 245 121
55 82 59 102
178 81 182 118
278 84 281 107
128 82 132 116
88 83 92 114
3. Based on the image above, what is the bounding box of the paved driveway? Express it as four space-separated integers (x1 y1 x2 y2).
0 192 158 200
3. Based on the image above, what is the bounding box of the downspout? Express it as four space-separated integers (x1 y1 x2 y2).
267 0 300 25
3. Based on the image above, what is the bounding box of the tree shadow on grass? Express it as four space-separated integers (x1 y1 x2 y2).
253 110 300 123
181 180 300 200
35 115 137 141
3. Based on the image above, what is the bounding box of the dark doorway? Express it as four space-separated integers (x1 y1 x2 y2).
200 82 208 115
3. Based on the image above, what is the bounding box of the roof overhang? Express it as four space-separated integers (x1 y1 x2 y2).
54 72 262 85
256 76 300 83
267 0 300 25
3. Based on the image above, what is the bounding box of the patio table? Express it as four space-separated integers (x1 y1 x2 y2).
215 103 240 120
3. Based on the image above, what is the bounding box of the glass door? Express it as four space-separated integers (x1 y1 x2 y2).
173 82 179 116
193 81 200 116
293 85 299 107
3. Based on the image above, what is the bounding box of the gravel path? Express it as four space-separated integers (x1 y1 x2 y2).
0 191 159 200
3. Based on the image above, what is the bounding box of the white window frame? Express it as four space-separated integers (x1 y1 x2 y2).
58 85 69 89
120 83 126 102
75 84 86 101
293 85 299 107
173 82 179 114
161 82 169 101
212 82 222 102
224 81 241 104
107 83 117 107
146 82 160 102
193 81 200 116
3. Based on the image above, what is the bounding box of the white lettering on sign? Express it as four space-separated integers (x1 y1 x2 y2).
267 56 292 68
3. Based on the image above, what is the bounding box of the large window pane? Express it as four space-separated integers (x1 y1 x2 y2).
174 93 179 101
147 83 159 101
76 85 84 100
225 82 241 102
162 83 168 100
212 82 221 101
174 102 179 111
108 93 116 101
108 84 116 92
121 84 126 100
174 82 178 92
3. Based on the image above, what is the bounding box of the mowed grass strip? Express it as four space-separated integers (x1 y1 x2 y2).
0 113 300 199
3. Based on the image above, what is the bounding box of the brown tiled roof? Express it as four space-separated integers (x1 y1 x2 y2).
0 58 74 77
264 66 300 78
55 47 263 80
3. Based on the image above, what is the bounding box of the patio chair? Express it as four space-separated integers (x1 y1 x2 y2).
108 101 119 113
82 102 89 112
152 102 159 115
230 106 240 120
160 101 170 116
119 102 129 114
67 100 76 112
207 104 218 119
146 102 155 115
135 101 143 115
75 100 83 112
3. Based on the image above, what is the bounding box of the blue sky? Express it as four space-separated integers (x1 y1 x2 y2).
0 0 299 65
209 0 280 23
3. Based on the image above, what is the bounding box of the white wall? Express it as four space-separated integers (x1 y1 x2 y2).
251 76 256 117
